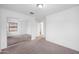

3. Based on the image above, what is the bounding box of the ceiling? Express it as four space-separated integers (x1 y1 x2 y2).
0 4 79 18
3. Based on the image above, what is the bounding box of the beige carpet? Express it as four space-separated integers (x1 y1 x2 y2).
7 34 31 46
1 37 79 54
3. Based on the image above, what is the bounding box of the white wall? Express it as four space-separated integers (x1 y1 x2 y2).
0 8 33 49
27 17 37 40
0 13 7 49
0 11 1 50
46 6 79 51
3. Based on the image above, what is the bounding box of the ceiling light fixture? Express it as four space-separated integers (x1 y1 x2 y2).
36 4 44 8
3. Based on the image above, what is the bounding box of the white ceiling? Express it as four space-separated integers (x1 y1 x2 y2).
0 4 79 17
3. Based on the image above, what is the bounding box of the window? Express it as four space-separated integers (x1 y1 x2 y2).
8 22 17 32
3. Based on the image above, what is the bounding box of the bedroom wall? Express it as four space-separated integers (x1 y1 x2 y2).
0 12 1 51
46 6 79 51
0 12 1 50
0 8 34 49
26 17 37 40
